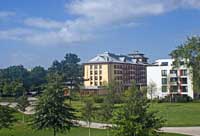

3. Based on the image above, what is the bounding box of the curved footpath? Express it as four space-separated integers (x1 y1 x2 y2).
1 102 200 136
77 121 200 136
161 127 200 136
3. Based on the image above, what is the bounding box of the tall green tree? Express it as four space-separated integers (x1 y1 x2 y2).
147 81 157 101
0 65 29 97
112 82 164 136
170 36 200 94
32 78 76 136
17 96 30 123
29 66 47 93
48 53 82 102
0 105 16 130
82 99 95 136
100 91 115 136
104 81 124 104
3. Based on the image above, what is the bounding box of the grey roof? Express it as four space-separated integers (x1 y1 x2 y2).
87 52 142 64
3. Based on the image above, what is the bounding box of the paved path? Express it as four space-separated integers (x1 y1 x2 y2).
78 121 200 136
161 127 200 136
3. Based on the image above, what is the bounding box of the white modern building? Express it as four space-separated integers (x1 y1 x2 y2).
147 59 193 99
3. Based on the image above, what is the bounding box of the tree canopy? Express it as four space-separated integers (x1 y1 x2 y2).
0 53 82 97
48 53 83 99
112 82 164 136
170 36 200 93
32 77 76 136
0 106 16 130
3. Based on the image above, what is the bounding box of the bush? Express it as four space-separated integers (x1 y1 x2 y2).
161 94 193 103
93 96 104 103
0 97 17 102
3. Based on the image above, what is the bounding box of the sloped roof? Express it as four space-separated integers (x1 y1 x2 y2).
88 52 139 64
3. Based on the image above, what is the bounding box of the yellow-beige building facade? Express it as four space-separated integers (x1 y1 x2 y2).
83 52 148 91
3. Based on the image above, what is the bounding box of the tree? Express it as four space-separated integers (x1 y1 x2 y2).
32 79 76 136
147 81 157 101
170 36 200 95
82 99 95 136
0 65 29 97
14 82 25 97
48 53 82 103
29 66 47 93
0 105 16 130
17 96 30 123
100 92 115 136
112 82 164 136
104 81 124 104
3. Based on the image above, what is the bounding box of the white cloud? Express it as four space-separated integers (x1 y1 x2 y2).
0 0 200 46
0 28 36 41
0 27 93 45
0 11 15 18
24 18 65 29
66 0 166 25
180 0 200 8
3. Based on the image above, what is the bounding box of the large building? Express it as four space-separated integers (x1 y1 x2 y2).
147 59 193 99
83 51 148 93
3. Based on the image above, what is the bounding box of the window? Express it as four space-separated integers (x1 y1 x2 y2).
161 62 168 66
99 65 102 69
90 71 93 75
90 65 93 69
95 76 98 80
180 61 185 65
90 76 93 80
99 76 102 80
182 86 188 92
161 70 167 76
180 78 187 84
181 69 187 76
162 78 167 84
162 86 167 92
170 77 178 83
100 82 102 86
94 71 98 75
99 70 102 74
90 82 93 85
94 65 98 69
170 70 177 75
94 82 98 86
170 86 178 92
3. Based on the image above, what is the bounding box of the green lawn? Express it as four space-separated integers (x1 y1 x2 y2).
0 124 189 136
150 102 200 127
68 100 200 127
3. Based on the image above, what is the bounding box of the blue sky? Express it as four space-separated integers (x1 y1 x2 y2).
0 0 200 68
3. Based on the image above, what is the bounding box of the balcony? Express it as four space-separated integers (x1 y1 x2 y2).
170 81 178 85
169 73 178 77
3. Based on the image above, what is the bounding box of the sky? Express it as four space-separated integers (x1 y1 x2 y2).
0 0 200 69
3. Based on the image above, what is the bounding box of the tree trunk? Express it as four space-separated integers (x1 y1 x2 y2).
53 127 56 136
22 114 25 123
107 128 110 136
89 123 91 136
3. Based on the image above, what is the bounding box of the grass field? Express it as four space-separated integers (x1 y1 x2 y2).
150 102 200 127
1 98 199 135
68 100 200 127
0 124 189 136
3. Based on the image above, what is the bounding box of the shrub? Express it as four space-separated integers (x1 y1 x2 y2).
161 94 193 103
93 96 104 103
